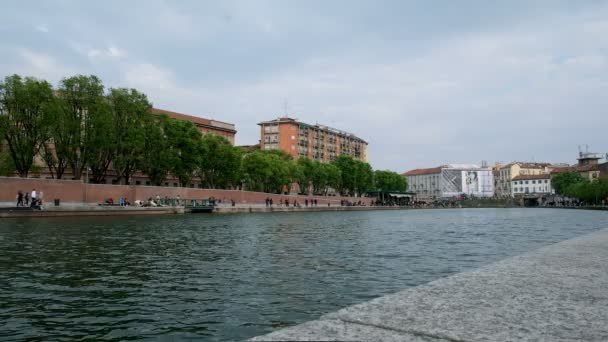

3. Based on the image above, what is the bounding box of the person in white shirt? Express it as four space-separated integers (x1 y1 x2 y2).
31 189 37 200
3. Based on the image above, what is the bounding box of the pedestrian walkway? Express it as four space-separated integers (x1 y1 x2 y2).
251 227 608 341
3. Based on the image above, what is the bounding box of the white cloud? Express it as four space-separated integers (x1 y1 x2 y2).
16 49 77 81
35 25 49 33
87 46 127 59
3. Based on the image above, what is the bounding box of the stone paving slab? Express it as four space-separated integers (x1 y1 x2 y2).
251 227 608 341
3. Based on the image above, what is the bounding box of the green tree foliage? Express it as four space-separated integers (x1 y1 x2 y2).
109 88 151 184
374 170 408 192
166 119 202 187
85 100 114 183
0 75 54 177
56 75 107 180
330 155 374 196
552 171 584 195
40 97 69 179
0 148 16 176
565 179 608 204
140 115 174 186
198 134 242 189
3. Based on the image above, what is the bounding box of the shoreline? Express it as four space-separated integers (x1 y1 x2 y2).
0 203 606 218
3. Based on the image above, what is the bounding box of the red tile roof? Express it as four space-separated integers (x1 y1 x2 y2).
151 108 236 133
403 166 443 176
550 164 599 174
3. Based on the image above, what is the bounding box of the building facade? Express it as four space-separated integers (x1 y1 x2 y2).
404 164 494 201
494 162 552 197
550 151 607 181
258 117 368 162
511 174 553 197
151 108 237 145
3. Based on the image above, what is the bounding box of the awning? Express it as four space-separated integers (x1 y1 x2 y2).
389 193 410 198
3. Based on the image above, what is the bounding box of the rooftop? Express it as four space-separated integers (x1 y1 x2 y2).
500 162 552 170
151 108 236 133
402 166 444 176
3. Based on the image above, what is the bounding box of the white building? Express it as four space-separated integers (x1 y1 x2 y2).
511 174 553 196
403 164 494 201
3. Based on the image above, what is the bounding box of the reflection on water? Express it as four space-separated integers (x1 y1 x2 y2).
0 208 606 341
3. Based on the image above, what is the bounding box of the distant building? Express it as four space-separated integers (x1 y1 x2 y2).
494 162 552 197
258 117 368 162
511 174 553 197
550 150 607 181
403 164 494 201
151 108 237 145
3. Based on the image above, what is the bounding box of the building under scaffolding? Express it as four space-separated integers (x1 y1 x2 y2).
403 164 494 201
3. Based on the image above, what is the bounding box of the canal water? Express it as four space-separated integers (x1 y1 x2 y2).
1 208 606 341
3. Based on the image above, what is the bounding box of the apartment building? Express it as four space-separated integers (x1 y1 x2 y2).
258 117 368 162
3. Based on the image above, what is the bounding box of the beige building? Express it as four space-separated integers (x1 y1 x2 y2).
494 162 552 197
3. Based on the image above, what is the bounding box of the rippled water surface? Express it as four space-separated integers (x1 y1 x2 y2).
1 208 606 341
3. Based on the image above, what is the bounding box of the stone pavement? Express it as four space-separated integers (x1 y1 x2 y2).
251 227 608 341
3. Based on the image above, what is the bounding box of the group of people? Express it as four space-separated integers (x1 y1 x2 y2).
104 194 183 207
264 197 321 207
16 188 43 209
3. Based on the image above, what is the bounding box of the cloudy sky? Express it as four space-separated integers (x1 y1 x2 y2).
1 0 607 172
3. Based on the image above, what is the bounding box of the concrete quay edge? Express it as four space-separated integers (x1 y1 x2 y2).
250 226 608 341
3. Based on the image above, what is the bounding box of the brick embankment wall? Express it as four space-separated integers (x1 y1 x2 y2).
0 177 368 206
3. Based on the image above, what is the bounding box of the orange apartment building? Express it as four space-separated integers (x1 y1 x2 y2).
258 117 368 162
150 108 236 144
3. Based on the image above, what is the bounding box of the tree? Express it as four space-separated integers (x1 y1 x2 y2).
165 119 202 186
374 170 408 192
85 101 114 183
322 163 341 195
331 155 373 196
198 134 242 189
241 150 273 192
332 155 357 195
552 171 584 195
109 88 150 184
354 160 374 195
40 97 69 179
140 114 174 186
0 75 54 177
56 75 107 180
296 157 316 194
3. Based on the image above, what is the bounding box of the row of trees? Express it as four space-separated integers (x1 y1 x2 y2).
0 74 408 196
552 171 608 204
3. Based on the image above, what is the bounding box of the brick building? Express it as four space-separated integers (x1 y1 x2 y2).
151 108 236 144
258 117 368 162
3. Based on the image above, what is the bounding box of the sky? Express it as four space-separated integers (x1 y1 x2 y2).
1 0 607 172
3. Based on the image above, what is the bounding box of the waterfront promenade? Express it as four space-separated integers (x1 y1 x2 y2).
251 227 608 341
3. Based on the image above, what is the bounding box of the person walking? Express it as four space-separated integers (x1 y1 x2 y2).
24 192 29 207
31 189 37 208
16 191 23 207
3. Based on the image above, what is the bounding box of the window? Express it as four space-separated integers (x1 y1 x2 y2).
525 181 529 184
532 180 536 184
544 180 548 183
